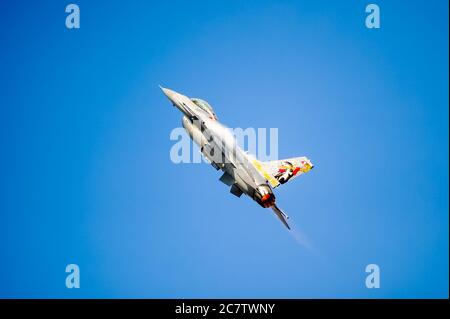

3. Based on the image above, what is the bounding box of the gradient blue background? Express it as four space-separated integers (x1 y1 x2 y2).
0 0 448 298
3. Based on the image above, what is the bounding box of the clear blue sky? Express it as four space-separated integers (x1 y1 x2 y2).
0 0 448 298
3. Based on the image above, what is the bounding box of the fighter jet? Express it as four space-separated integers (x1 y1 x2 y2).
160 86 314 230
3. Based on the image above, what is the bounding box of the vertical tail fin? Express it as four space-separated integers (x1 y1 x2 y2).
253 156 314 188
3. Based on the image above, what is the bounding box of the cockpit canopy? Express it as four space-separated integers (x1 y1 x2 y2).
191 98 218 120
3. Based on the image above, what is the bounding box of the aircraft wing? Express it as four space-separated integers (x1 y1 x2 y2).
271 204 291 230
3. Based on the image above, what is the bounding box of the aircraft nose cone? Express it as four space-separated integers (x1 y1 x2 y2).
160 85 181 104
159 85 171 97
159 85 178 104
